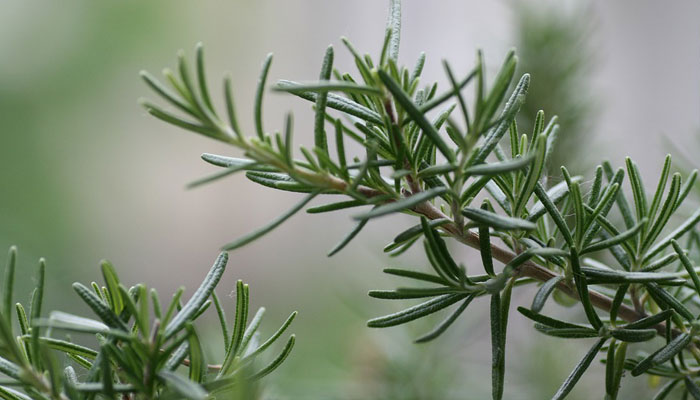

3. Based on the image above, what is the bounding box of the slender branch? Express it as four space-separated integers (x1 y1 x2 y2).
411 200 675 336
318 170 669 335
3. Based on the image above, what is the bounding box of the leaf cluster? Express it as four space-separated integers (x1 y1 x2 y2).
0 248 296 400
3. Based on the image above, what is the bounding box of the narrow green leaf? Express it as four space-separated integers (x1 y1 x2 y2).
382 268 449 286
195 43 214 113
645 283 694 322
243 311 297 362
70 383 135 394
211 291 229 352
674 169 698 212
307 200 365 214
224 190 320 250
186 324 205 383
626 157 648 220
72 283 127 331
410 52 426 83
100 343 115 398
611 342 628 399
354 187 446 221
485 181 511 214
609 283 629 325
532 183 573 245
313 46 334 155
648 154 672 224
276 80 383 124
581 219 645 255
200 153 271 171
527 178 578 222
462 207 536 230
623 309 673 330
673 239 700 294
141 100 220 138
491 292 505 400
164 252 228 338
245 171 315 193
30 259 45 321
0 356 20 379
100 261 123 315
534 324 599 339
641 173 681 251
653 379 680 400
518 307 590 330
480 50 517 127
581 267 684 284
443 61 470 133
239 307 265 355
369 287 463 300
15 303 28 336
552 338 607 400
631 333 691 376
274 81 380 96
644 208 700 262
570 249 602 329
581 181 622 243
531 276 563 313
254 53 273 139
588 166 604 208
605 339 617 398
249 335 295 381
2 247 16 325
159 370 208 400
386 0 401 62
0 385 31 400
685 377 700 400
421 218 462 281
367 294 467 328
414 295 475 343
602 162 636 230
513 134 546 216
479 204 495 276
417 163 456 178
328 217 369 257
224 76 242 137
221 281 248 375
140 70 197 118
610 328 656 342
465 155 535 176
176 50 218 127
25 336 97 360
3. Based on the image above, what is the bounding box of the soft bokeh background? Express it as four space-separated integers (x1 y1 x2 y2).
1 0 699 398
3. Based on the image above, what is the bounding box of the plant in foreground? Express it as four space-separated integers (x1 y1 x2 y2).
140 1 700 398
0 248 296 399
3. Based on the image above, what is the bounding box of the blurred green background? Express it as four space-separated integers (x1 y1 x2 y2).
1 0 699 398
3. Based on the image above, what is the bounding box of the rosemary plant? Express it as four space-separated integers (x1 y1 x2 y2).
139 1 700 398
0 0 621 399
0 248 296 399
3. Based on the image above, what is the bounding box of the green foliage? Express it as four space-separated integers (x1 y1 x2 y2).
0 249 296 399
139 1 700 398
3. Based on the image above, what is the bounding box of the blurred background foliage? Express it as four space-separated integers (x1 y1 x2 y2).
1 0 699 398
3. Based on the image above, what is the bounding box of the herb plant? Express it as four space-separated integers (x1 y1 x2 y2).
140 1 700 398
0 0 697 399
0 248 296 399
